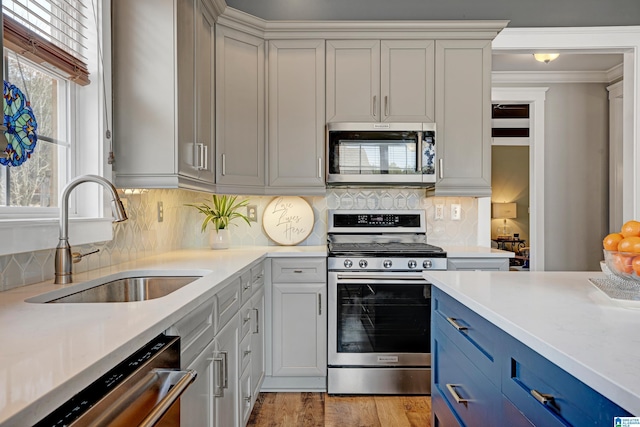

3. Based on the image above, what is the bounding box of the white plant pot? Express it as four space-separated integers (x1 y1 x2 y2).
209 229 230 250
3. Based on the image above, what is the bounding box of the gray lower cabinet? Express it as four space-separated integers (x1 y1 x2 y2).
170 260 264 427
215 25 266 193
264 257 327 391
447 257 509 271
112 0 216 191
267 39 326 194
433 39 492 197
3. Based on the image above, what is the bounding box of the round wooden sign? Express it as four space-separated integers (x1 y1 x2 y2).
262 196 314 245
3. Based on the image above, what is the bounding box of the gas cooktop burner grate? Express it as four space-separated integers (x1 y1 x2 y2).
328 242 446 257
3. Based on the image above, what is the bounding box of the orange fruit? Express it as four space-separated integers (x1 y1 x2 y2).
632 256 640 275
603 233 624 250
613 253 634 274
621 220 640 238
618 236 640 253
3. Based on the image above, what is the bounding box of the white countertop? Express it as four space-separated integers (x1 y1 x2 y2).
443 245 514 258
424 270 640 415
0 246 325 427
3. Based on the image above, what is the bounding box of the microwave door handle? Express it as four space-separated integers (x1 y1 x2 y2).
417 131 423 173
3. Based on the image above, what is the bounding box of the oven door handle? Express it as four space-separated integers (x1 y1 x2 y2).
335 273 427 282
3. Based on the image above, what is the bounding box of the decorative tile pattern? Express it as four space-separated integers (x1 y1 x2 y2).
0 188 479 291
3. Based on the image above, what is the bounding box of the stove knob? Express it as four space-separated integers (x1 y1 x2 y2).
383 259 393 269
344 259 353 268
423 260 433 269
359 259 368 268
408 260 417 269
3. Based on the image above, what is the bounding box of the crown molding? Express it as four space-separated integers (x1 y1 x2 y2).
493 67 622 84
216 6 509 40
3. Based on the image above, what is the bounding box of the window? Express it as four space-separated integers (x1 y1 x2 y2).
1 52 69 209
0 0 114 255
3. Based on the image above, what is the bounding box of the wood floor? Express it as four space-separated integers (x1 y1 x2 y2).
247 392 431 427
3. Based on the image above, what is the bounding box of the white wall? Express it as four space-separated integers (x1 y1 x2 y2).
496 82 609 271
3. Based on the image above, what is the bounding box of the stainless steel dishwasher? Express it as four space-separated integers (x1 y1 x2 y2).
34 334 196 426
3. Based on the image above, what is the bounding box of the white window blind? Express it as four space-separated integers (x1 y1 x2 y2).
2 0 90 85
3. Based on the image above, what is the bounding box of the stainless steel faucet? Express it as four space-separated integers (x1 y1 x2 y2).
54 174 128 285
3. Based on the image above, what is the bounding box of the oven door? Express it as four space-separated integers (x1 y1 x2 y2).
328 271 431 367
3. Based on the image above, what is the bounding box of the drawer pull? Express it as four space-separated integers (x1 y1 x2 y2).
446 317 468 331
293 269 303 273
446 384 469 407
531 389 554 405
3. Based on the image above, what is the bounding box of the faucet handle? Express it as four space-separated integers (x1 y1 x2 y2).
72 249 100 264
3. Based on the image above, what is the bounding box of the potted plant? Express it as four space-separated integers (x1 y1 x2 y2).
187 195 251 249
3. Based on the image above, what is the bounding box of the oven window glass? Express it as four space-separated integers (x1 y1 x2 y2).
329 131 419 175
336 283 430 353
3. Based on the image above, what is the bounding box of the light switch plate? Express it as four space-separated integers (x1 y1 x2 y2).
157 201 164 222
451 204 461 221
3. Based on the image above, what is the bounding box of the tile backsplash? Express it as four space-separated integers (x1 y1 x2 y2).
0 188 477 291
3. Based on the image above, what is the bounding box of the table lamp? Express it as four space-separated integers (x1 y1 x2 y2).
492 202 517 237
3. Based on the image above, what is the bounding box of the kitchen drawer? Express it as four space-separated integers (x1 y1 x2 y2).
432 287 501 385
251 262 265 291
271 258 326 283
502 396 534 427
239 269 253 306
432 328 500 427
431 385 463 427
165 297 215 368
240 302 253 339
502 334 632 426
214 278 241 334
239 332 252 377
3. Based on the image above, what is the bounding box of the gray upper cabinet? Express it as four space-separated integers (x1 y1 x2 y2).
267 39 326 194
433 39 492 197
326 39 435 123
215 25 266 192
112 0 216 191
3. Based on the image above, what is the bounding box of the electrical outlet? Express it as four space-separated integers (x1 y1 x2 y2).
247 205 258 222
451 204 461 221
434 204 444 220
157 201 164 222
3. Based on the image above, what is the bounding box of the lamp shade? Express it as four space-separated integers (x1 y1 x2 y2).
492 202 517 219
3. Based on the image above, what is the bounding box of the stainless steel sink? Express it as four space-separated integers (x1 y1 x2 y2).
26 272 206 304
47 276 201 303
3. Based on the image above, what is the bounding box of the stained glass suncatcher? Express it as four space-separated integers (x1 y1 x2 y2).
2 80 38 167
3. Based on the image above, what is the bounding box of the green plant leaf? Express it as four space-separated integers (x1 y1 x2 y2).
185 194 252 232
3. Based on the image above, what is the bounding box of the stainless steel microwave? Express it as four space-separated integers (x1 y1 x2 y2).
326 122 436 186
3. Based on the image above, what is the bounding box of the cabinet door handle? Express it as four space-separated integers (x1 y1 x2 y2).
243 315 251 325
202 144 208 170
244 394 252 403
373 95 377 117
531 389 554 405
252 308 259 333
446 317 468 331
221 153 226 176
446 384 469 407
439 158 443 179
318 293 322 315
212 351 228 397
384 95 389 117
318 157 322 179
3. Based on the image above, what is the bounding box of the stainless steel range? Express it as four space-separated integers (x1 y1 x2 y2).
327 209 446 395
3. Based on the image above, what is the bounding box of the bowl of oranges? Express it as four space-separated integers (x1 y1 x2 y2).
602 220 640 281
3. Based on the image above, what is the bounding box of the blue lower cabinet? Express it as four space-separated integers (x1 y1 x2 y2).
432 329 499 426
431 287 634 426
502 334 632 426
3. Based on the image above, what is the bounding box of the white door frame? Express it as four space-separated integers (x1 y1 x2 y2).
491 87 548 271
490 26 640 271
